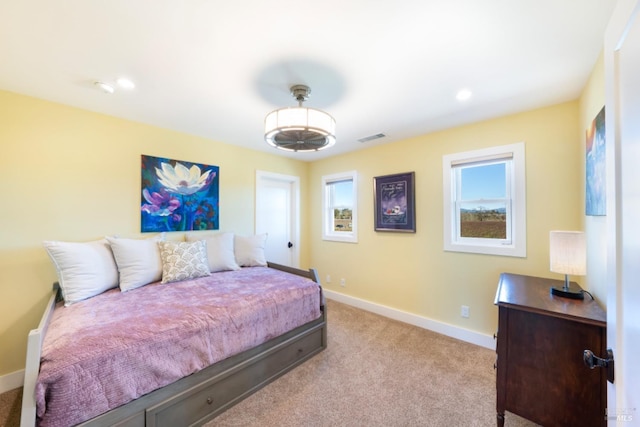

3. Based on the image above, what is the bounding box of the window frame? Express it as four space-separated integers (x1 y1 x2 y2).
442 142 526 257
322 170 358 243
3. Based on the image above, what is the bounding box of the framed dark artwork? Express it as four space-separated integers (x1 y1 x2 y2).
141 155 219 232
373 171 416 232
585 106 606 216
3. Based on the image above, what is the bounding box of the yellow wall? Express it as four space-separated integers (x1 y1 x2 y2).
309 101 583 336
579 51 607 305
0 90 310 376
0 52 606 377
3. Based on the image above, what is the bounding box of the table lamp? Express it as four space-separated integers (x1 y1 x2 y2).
549 230 586 300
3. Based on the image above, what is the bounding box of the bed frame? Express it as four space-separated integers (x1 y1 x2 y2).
20 262 327 427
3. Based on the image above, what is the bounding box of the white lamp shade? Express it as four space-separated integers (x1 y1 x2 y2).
264 84 336 152
265 107 336 136
549 231 586 275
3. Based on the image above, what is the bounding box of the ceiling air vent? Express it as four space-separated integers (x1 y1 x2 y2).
358 133 386 143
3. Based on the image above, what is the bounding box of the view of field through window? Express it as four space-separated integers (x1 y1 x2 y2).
331 180 353 232
459 162 507 239
334 208 352 231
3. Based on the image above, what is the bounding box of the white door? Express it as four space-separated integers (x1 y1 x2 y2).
605 0 640 423
255 171 300 267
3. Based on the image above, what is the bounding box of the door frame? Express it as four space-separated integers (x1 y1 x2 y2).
604 0 640 421
255 170 300 267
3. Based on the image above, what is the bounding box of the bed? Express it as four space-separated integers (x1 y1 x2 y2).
21 254 326 427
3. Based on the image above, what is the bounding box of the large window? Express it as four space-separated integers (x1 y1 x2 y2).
322 171 357 243
442 142 526 257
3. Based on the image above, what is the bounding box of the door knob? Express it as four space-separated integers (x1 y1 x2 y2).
583 348 614 383
288 241 293 248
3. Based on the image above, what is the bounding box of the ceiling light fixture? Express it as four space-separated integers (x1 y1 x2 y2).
456 89 472 101
264 85 336 152
94 81 115 94
116 78 135 90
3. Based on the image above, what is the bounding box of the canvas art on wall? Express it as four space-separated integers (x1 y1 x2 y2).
586 106 606 216
141 155 220 232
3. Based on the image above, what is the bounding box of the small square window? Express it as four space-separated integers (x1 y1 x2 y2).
322 171 358 243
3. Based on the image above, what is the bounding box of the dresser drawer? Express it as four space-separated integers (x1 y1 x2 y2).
146 327 324 427
494 273 606 427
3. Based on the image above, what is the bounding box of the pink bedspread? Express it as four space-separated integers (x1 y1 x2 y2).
36 267 321 427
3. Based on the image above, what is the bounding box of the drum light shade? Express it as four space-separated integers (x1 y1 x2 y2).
264 85 336 152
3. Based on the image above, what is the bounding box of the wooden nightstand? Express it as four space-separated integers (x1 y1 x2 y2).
494 273 607 427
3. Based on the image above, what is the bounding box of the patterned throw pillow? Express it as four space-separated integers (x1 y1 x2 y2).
158 240 211 284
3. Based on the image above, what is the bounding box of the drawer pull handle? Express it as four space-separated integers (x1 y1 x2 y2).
206 397 213 405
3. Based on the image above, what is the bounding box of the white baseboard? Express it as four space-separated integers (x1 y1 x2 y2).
0 369 24 394
324 289 496 350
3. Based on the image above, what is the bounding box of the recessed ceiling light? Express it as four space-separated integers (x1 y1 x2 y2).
94 81 115 94
456 89 472 101
116 78 135 90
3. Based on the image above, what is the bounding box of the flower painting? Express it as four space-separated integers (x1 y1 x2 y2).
141 155 219 232
586 107 606 216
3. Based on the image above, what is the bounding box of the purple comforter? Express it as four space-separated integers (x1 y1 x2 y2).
36 267 321 427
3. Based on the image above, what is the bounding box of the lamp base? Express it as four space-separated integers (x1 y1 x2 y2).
550 286 584 300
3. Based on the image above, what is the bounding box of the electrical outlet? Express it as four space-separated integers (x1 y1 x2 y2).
461 305 470 318
340 278 346 287
326 274 331 284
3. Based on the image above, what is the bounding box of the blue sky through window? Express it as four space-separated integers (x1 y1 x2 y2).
333 180 353 207
461 162 506 200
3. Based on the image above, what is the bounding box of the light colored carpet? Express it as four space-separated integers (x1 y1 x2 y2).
0 386 21 427
0 300 537 426
206 300 537 427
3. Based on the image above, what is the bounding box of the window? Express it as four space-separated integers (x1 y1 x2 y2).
442 142 526 257
322 171 357 243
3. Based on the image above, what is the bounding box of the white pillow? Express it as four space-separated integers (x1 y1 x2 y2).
107 234 165 292
234 233 268 267
43 239 119 306
158 240 211 284
185 232 240 272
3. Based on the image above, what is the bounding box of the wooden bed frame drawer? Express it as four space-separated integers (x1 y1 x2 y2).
146 324 325 427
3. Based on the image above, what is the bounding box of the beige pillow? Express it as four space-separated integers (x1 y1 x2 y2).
158 240 211 284
234 233 268 267
43 239 119 306
185 232 240 272
107 234 165 292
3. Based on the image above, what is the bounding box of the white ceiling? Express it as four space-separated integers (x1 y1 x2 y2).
0 1 616 161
